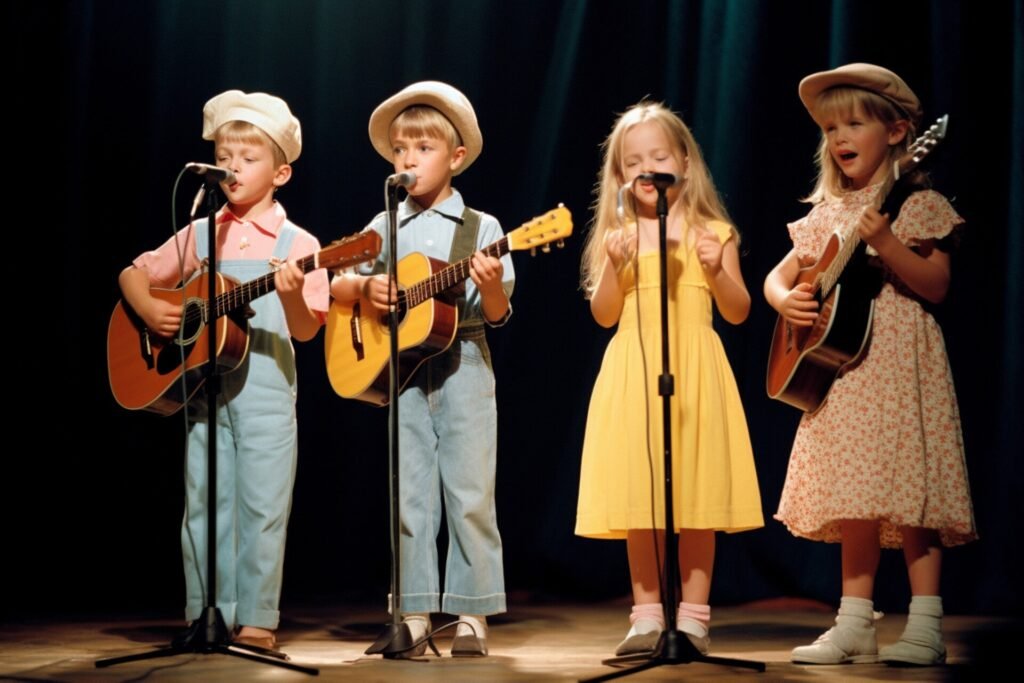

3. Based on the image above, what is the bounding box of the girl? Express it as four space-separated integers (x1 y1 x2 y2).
576 102 764 657
764 64 976 666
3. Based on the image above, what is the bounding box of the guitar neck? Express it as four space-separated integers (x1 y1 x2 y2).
404 237 509 308
819 172 903 298
212 253 317 318
816 113 947 298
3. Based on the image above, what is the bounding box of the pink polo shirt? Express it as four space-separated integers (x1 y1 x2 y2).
132 202 330 321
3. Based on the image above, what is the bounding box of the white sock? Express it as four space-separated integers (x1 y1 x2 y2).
403 613 431 641
836 596 876 629
456 614 487 639
902 595 943 641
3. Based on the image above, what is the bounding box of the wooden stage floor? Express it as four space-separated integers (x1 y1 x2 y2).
2 599 1018 681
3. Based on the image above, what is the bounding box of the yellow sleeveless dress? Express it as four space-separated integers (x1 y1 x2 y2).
575 221 763 538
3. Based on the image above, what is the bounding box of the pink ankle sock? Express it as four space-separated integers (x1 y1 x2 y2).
677 602 710 631
630 603 665 629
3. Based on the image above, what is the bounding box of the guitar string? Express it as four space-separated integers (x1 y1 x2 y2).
817 128 932 298
181 235 373 323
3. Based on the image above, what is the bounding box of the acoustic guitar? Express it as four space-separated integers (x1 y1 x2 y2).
108 231 381 415
325 205 572 406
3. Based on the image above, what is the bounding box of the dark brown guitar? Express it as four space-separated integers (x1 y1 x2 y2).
108 231 381 415
766 115 948 413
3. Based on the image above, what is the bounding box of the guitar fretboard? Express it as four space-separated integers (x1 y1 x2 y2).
817 202 874 298
400 238 509 309
209 254 318 319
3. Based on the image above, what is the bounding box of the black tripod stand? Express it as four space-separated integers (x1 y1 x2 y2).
363 174 426 659
583 174 764 681
97 171 317 675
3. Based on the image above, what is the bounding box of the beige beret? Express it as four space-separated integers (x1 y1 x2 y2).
368 81 482 175
799 63 921 126
202 90 302 163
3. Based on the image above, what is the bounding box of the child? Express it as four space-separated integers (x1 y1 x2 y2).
118 90 329 650
764 63 976 666
331 81 513 657
575 102 764 657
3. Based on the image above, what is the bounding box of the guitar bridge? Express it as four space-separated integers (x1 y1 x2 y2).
351 302 365 361
141 328 155 369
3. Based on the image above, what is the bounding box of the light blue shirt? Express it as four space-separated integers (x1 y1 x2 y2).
363 189 515 325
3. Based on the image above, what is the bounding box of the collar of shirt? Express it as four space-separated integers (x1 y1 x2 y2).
216 201 288 237
397 189 465 228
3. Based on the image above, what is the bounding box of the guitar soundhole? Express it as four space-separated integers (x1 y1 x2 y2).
173 298 206 346
153 298 204 375
376 306 408 335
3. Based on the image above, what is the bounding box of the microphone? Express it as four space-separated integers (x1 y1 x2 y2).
185 162 236 185
189 186 206 219
386 172 417 188
616 183 632 225
635 172 681 189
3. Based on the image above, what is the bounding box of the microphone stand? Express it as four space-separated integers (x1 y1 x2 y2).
97 173 316 675
583 178 763 681
364 179 420 658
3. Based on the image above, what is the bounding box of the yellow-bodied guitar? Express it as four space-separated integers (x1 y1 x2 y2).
325 205 573 406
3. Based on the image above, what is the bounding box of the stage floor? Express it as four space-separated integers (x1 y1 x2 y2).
2 599 1018 681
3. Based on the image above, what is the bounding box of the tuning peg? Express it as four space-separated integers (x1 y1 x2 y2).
542 243 551 254
557 240 565 249
530 247 537 257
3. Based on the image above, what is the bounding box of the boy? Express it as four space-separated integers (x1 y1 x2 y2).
119 90 329 650
332 81 513 656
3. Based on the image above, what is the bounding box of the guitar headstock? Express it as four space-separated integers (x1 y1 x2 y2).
507 204 574 255
318 231 383 270
896 114 948 178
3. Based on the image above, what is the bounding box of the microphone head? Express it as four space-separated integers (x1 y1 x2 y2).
388 171 417 188
634 172 680 188
185 162 236 185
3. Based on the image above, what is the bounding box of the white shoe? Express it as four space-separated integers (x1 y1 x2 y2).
683 632 710 655
393 614 431 659
614 618 662 656
792 625 878 664
677 619 710 655
451 616 488 657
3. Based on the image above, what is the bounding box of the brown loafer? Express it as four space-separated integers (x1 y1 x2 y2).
233 634 278 651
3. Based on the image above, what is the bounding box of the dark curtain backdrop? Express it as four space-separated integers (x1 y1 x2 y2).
14 0 1021 619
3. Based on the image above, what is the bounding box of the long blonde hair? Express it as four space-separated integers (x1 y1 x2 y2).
804 87 922 203
580 102 732 297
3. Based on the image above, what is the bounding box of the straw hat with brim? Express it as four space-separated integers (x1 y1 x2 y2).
798 63 921 128
368 81 482 175
203 90 302 163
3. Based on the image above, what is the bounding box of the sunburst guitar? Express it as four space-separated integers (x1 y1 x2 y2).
325 205 573 406
108 231 382 415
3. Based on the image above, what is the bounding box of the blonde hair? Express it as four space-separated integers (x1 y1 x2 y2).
390 105 463 151
214 120 288 167
805 87 922 203
581 101 732 297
